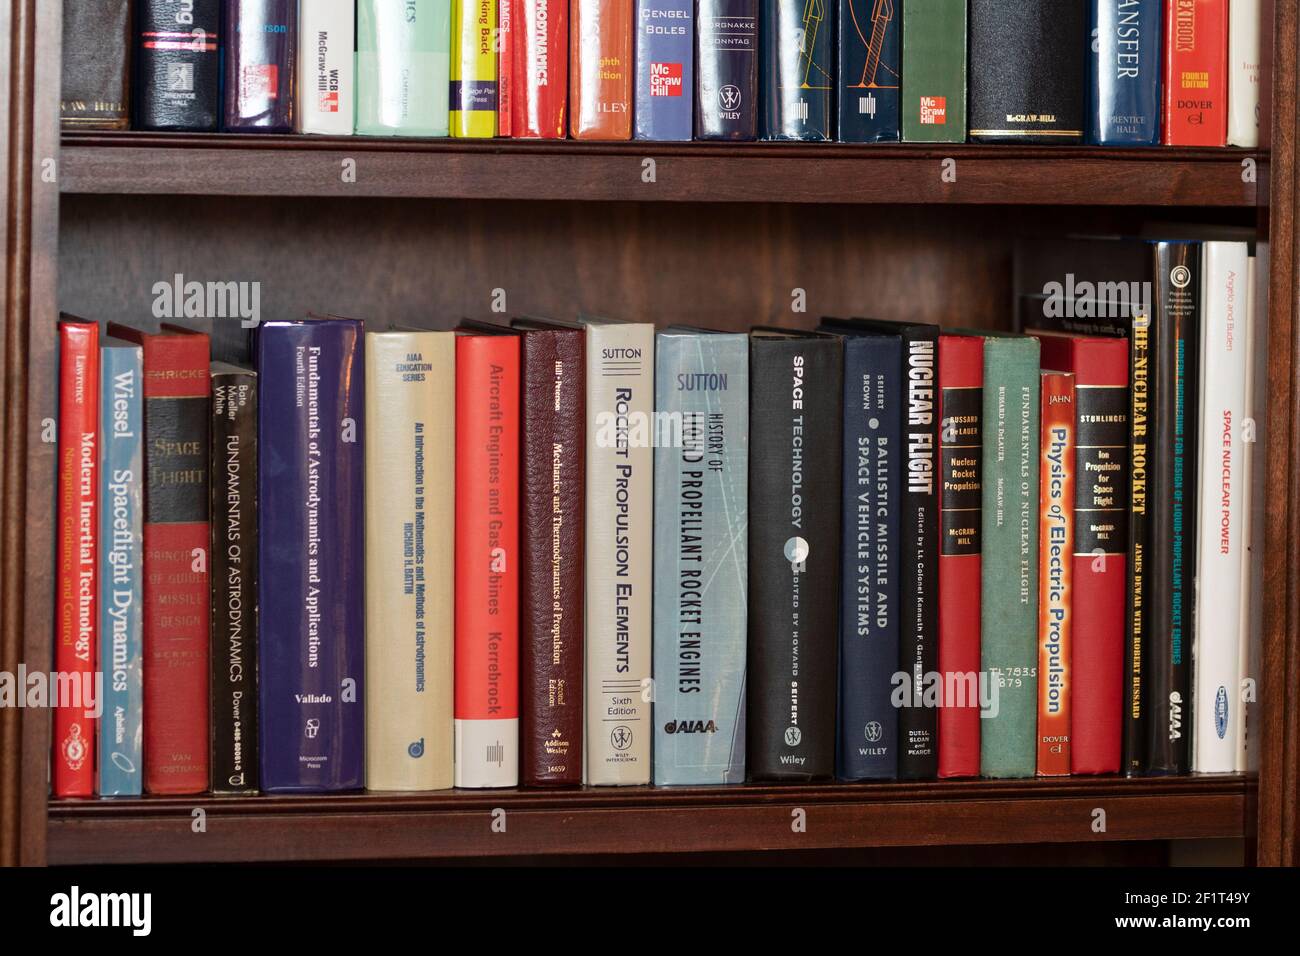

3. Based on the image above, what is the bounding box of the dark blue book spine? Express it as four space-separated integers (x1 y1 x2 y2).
837 0 900 142
696 0 760 140
761 0 835 140
1089 0 1162 145
257 319 365 792
635 0 695 140
837 334 901 779
223 0 298 132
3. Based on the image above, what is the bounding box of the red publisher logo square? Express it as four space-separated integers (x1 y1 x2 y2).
920 96 947 125
650 62 684 98
240 63 279 104
318 91 339 113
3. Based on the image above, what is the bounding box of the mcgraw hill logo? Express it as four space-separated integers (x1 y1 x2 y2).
152 273 262 328
50 886 152 936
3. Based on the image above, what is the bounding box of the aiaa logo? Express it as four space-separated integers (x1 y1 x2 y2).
664 720 718 734
408 737 425 758
1215 686 1229 740
784 536 810 572
1170 264 1192 289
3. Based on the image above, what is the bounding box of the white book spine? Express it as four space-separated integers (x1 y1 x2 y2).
584 322 655 785
1227 0 1262 148
297 0 357 135
1193 241 1250 773
1236 255 1260 771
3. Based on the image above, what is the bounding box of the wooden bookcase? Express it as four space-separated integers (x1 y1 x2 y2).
2 1 1296 866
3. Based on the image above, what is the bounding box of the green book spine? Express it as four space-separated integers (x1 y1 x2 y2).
902 0 967 143
356 0 452 136
979 336 1040 777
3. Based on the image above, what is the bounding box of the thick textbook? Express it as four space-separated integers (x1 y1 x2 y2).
210 363 259 794
901 0 966 143
1089 0 1163 145
511 0 568 137
761 0 835 141
1037 370 1075 777
634 0 694 141
696 0 760 140
223 0 298 132
570 0 634 139
653 329 749 785
838 0 901 142
366 331 455 791
356 0 452 136
257 318 365 792
135 0 221 130
1227 0 1262 147
1163 0 1227 146
451 0 498 137
61 0 131 129
297 0 355 135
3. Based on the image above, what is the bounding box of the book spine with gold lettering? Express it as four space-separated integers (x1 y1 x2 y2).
451 0 499 137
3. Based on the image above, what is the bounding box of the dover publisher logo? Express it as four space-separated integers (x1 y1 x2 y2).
651 62 684 97
50 886 152 936
920 95 947 125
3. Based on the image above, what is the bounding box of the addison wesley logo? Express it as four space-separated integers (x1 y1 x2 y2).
50 886 152 936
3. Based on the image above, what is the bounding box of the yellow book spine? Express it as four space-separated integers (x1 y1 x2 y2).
451 0 498 137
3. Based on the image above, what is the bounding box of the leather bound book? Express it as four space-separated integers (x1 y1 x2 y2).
514 321 586 787
570 0 633 139
107 321 212 795
223 0 298 132
1163 0 1227 146
838 0 902 143
696 0 760 140
760 0 834 141
62 0 132 129
968 0 1087 144
512 0 569 137
135 0 221 130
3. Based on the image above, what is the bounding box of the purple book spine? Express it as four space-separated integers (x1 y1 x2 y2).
634 0 695 141
223 0 298 132
257 319 365 792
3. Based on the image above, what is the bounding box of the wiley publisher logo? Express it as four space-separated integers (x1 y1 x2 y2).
50 886 152 936
152 273 262 328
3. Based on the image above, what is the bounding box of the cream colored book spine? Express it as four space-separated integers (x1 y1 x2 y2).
365 330 455 790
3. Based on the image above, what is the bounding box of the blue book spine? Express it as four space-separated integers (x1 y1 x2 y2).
652 331 749 785
1089 0 1162 145
761 0 835 141
257 319 365 792
98 340 145 796
634 0 695 140
838 0 901 142
836 334 901 780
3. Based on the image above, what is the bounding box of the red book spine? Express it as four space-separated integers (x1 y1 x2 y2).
1163 0 1228 146
54 320 100 797
513 0 569 137
937 335 983 779
1037 371 1075 776
499 0 514 136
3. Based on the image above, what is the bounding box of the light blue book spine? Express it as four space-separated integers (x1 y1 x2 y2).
652 331 749 785
98 339 144 796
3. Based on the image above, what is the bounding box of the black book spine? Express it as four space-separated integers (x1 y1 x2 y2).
1123 300 1154 775
760 0 835 141
61 0 132 129
210 369 259 794
135 0 221 131
747 335 843 780
696 0 760 141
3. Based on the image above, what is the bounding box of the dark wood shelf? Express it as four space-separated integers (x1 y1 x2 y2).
59 132 1264 206
46 774 1251 864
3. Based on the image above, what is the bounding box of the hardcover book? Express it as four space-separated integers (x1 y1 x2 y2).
107 321 212 795
1037 370 1075 777
1123 303 1154 774
451 0 499 137
748 329 842 781
62 0 131 129
696 0 760 140
968 0 1086 143
454 327 520 788
570 0 634 139
366 331 455 791
210 362 258 794
761 0 835 141
653 329 749 785
296 0 355 135
1089 0 1163 145
223 0 298 132
901 0 967 143
55 319 100 798
512 0 569 137
98 336 143 797
257 318 365 792
1162 0 1227 146
1238 253 1263 772
634 0 694 141
135 0 221 130
838 0 901 142
356 0 452 136
1227 0 1262 147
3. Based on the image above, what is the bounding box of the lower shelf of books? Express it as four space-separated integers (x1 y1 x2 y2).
46 775 1250 864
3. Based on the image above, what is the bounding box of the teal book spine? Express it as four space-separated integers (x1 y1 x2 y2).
356 0 452 136
978 335 1041 777
652 330 749 785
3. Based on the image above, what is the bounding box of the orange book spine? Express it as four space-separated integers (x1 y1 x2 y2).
569 0 633 139
1037 371 1075 776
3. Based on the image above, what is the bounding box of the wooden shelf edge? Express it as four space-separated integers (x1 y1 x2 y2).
46 776 1251 864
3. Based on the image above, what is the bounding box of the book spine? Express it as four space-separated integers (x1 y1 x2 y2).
135 0 222 130
1227 0 1262 147
1124 306 1155 774
1193 242 1248 773
1237 253 1262 773
55 322 99 798
520 329 586 787
1162 0 1227 146
837 335 901 780
634 0 695 141
297 0 356 135
570 0 634 139
513 0 569 137
584 323 654 784
365 332 455 791
223 0 298 132
748 337 842 781
356 0 453 136
210 369 259 794
1037 371 1074 777
695 0 760 141
454 335 520 788
98 344 143 797
898 328 940 779
980 336 1041 779
452 0 499 136
61 0 132 129
500 0 515 135
901 0 967 143
257 321 365 792
1089 0 1163 145
837 0 901 143
761 0 834 141
652 333 749 785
